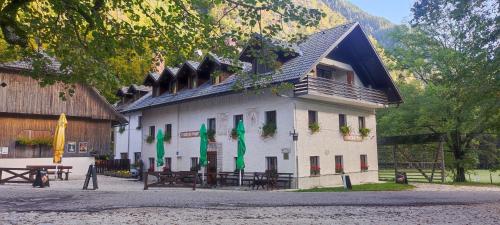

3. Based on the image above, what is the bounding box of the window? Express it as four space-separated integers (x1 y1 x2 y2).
120 153 128 159
148 157 155 171
316 66 334 79
134 152 141 165
190 157 199 171
308 110 318 125
164 157 172 171
358 116 366 129
137 116 143 129
207 118 216 133
165 124 172 141
283 152 289 160
335 155 344 173
265 110 277 126
339 114 347 129
310 156 320 176
234 114 243 128
149 126 155 138
360 155 368 171
265 157 278 172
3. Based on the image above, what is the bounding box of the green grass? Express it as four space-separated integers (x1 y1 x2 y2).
296 182 415 192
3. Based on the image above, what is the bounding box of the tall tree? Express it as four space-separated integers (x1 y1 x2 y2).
381 0 499 181
0 0 324 100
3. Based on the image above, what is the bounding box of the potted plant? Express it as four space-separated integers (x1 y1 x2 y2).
361 163 369 171
207 129 216 142
230 128 238 140
309 122 320 134
335 164 344 174
340 126 351 136
146 135 155 144
359 128 371 138
118 126 126 134
164 131 172 143
310 165 320 176
261 123 277 138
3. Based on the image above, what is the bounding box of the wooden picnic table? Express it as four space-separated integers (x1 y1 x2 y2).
26 165 73 180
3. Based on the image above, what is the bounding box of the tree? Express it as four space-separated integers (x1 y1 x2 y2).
380 0 499 182
0 0 324 100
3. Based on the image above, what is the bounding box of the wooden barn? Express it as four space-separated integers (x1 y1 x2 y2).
0 58 125 159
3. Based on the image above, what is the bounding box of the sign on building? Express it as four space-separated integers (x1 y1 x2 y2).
0 147 8 155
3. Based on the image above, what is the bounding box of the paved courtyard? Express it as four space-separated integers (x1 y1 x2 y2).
1 176 499 224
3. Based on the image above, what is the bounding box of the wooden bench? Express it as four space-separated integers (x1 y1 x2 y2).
144 171 199 190
0 168 36 184
218 171 293 189
26 165 73 180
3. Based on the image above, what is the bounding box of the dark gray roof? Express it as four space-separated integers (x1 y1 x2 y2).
0 52 64 73
123 23 360 112
129 84 151 93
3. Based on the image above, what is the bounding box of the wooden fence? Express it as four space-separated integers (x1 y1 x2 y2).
95 159 130 173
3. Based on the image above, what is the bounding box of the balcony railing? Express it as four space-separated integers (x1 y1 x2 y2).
295 76 388 105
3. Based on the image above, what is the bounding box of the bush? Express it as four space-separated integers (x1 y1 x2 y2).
359 128 371 138
261 123 277 138
340 126 351 136
309 122 320 134
16 137 53 147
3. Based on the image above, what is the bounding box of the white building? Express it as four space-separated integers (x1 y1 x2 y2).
114 84 151 165
117 22 402 189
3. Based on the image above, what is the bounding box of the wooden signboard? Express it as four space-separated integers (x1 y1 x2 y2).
180 131 200 138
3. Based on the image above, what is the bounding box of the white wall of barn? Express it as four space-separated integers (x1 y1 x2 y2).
140 90 296 174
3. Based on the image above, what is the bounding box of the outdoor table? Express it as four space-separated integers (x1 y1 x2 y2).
252 172 268 190
26 165 73 180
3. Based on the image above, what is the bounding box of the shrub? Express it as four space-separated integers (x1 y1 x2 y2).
340 126 351 136
16 137 53 147
359 128 371 138
261 123 277 138
309 122 320 133
146 135 155 144
207 129 216 142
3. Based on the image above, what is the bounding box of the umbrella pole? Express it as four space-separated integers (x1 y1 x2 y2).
239 170 242 186
202 167 205 186
55 164 58 180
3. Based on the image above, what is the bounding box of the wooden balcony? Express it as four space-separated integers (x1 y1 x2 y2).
294 76 389 107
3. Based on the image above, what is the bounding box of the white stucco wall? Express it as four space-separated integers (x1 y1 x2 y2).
0 157 95 179
114 111 142 163
293 99 379 189
140 90 296 174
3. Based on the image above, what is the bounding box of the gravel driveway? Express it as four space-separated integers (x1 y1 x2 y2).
1 176 499 225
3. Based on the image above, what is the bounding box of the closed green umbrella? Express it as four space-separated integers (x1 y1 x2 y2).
156 129 165 170
236 120 246 186
199 124 208 185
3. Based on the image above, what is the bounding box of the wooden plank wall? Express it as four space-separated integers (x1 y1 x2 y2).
0 71 118 121
0 115 112 158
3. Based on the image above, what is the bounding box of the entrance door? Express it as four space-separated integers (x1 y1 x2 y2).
207 151 217 185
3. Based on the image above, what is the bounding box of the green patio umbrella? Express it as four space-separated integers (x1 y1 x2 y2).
156 129 165 169
199 124 208 184
236 120 246 186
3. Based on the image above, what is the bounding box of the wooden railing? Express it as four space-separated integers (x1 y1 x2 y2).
295 76 388 105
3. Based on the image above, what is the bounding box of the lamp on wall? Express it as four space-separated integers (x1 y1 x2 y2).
289 130 298 141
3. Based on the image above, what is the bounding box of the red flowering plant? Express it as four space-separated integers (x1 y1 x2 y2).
361 163 368 171
335 164 344 174
310 165 320 176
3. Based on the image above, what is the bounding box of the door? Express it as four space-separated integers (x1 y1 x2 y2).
207 151 217 185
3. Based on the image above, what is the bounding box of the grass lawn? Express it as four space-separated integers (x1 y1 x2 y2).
379 169 500 184
296 182 415 192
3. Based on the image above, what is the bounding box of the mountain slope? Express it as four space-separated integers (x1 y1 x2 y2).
321 0 397 48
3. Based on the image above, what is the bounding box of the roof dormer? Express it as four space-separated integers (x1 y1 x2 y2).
176 61 199 91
